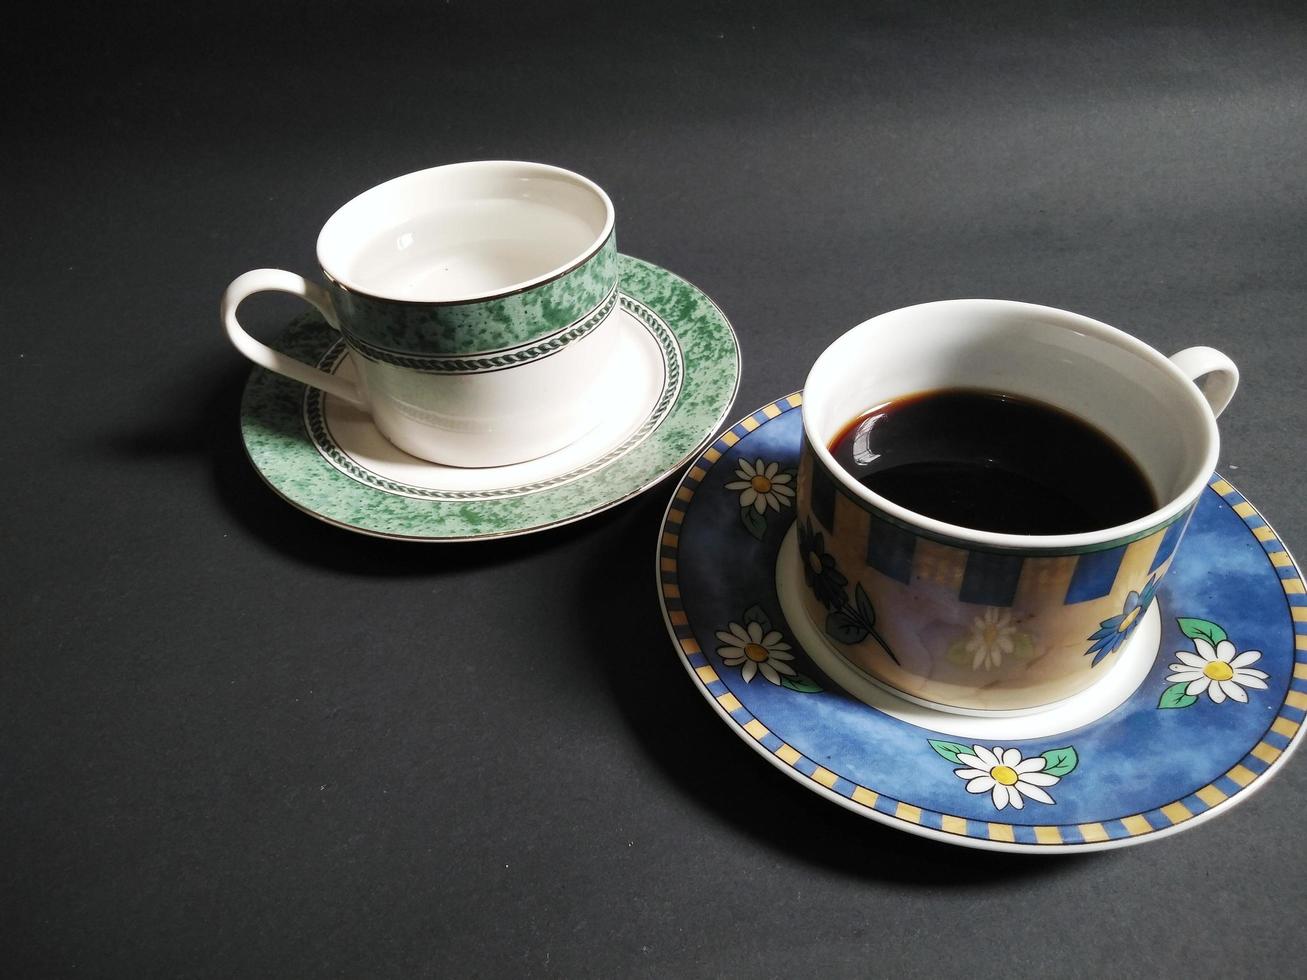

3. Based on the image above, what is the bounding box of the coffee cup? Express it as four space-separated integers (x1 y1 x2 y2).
795 299 1238 713
221 161 617 467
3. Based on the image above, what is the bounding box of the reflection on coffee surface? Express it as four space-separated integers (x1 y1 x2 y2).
828 388 1156 535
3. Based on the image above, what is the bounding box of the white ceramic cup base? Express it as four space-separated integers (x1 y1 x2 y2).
353 314 618 468
315 302 666 492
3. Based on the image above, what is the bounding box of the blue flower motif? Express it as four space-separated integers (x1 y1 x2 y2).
797 518 848 611
1085 576 1158 666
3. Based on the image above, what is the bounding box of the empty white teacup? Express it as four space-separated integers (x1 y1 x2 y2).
221 161 618 467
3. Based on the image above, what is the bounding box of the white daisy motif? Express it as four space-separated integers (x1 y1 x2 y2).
1166 638 1268 704
953 745 1061 811
715 620 796 685
965 608 1016 670
724 458 795 514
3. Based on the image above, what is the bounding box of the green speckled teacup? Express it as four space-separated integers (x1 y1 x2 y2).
222 161 618 466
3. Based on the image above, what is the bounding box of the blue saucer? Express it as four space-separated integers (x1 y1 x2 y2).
657 393 1306 852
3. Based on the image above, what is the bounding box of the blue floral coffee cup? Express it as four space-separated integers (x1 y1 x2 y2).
222 161 617 467
795 299 1238 713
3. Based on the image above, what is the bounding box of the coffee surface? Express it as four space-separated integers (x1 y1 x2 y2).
828 388 1156 535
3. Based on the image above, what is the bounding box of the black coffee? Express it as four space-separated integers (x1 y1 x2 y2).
828 388 1155 535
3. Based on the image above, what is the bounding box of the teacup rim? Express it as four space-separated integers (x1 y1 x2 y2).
802 298 1221 553
315 160 615 306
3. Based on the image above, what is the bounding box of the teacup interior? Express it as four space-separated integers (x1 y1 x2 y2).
318 162 612 302
805 300 1214 525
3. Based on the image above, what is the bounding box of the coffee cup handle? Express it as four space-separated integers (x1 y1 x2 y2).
1169 346 1239 418
221 269 367 408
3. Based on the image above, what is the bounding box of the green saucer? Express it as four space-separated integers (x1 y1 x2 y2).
240 255 740 540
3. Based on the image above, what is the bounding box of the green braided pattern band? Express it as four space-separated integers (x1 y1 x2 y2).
344 286 619 374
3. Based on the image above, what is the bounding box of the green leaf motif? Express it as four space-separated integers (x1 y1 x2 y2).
742 605 772 633
780 673 822 693
928 740 971 764
1177 618 1228 646
740 506 767 540
1011 633 1035 662
854 582 876 630
825 609 870 645
1040 747 1079 777
945 637 972 667
1158 681 1199 710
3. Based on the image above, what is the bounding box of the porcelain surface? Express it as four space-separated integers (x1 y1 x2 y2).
798 299 1239 710
224 161 620 465
658 394 1305 852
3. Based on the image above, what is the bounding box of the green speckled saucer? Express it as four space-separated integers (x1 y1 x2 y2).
239 255 740 540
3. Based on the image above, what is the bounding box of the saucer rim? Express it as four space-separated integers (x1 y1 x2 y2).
239 254 741 542
656 391 1307 854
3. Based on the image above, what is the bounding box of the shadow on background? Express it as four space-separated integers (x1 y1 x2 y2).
105 350 627 577
106 335 1089 885
581 490 1104 886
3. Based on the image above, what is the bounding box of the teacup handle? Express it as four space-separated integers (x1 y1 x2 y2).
1169 346 1239 418
221 269 367 408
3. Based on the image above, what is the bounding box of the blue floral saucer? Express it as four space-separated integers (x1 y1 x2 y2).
657 393 1307 852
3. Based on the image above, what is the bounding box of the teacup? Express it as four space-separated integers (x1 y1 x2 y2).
796 299 1239 713
221 161 618 467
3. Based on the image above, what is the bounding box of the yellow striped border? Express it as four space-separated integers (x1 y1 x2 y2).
659 403 1307 850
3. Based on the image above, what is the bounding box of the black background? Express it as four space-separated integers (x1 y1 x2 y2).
5 2 1307 976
